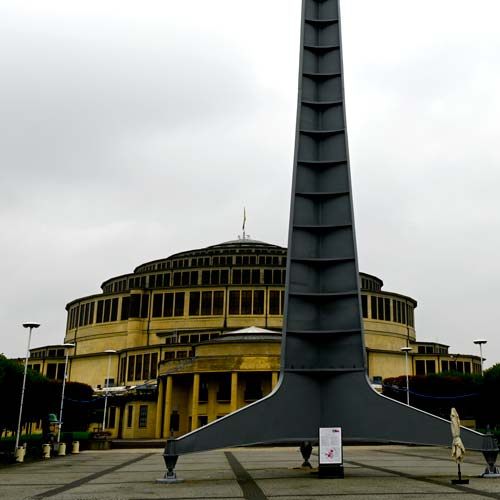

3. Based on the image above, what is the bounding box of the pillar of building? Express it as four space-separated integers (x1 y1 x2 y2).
271 371 279 389
230 372 238 413
162 375 173 437
191 373 200 431
155 377 165 438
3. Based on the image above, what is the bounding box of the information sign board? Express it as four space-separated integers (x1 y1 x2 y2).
319 427 343 465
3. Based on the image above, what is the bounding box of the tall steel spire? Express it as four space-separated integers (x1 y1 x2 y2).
161 0 484 467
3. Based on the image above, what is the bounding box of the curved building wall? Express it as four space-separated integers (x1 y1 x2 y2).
62 240 417 387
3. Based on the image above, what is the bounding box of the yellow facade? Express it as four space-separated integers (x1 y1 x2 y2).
27 238 482 439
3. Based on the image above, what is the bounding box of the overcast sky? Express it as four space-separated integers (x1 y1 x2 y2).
1 0 500 368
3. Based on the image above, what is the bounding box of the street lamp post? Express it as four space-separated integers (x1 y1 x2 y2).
16 322 40 452
401 347 412 406
102 350 117 432
56 343 75 448
473 339 487 375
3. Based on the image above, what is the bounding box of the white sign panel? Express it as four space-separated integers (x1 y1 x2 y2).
319 427 343 465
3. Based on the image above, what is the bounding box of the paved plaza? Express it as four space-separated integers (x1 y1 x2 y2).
1 445 500 500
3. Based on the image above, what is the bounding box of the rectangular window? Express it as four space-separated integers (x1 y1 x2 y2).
233 269 241 285
108 406 116 429
189 292 201 316
229 291 240 315
273 269 281 284
415 360 426 376
371 296 377 319
378 297 384 320
174 292 185 316
151 353 158 378
173 272 181 286
393 300 399 323
210 270 219 285
213 291 224 315
142 353 150 380
384 298 391 322
242 269 251 284
127 406 133 427
264 269 272 284
441 361 449 372
220 270 229 284
57 363 65 380
251 269 260 284
135 355 143 380
241 290 252 315
152 294 163 317
202 271 210 285
127 356 135 382
269 291 280 315
129 294 141 318
96 300 104 324
164 293 174 317
110 298 119 321
190 271 199 285
361 295 368 318
103 299 111 322
201 291 212 315
182 272 189 286
47 363 57 379
138 405 148 428
140 294 149 319
253 290 264 315
121 297 130 320
426 360 436 374
119 357 126 384
217 374 231 402
199 378 209 402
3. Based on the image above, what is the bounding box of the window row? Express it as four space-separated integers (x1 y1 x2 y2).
361 294 415 327
119 352 159 383
104 267 287 294
68 288 286 329
105 404 149 430
164 332 222 345
440 360 474 374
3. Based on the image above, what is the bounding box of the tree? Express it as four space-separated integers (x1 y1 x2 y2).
0 355 94 437
0 354 49 434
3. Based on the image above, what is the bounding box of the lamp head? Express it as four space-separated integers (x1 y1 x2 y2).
62 343 75 348
104 349 117 354
22 322 40 329
474 339 487 345
400 347 412 353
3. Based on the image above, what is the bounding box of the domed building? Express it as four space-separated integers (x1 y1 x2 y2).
28 237 482 438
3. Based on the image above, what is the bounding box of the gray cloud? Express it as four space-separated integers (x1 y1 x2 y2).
2 0 500 369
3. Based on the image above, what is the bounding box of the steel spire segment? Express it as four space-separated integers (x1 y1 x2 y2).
161 0 484 462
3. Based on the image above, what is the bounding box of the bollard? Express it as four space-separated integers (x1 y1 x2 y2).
42 444 51 459
58 442 66 456
72 441 80 454
15 446 25 463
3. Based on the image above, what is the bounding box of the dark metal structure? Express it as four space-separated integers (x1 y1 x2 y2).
162 0 484 469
